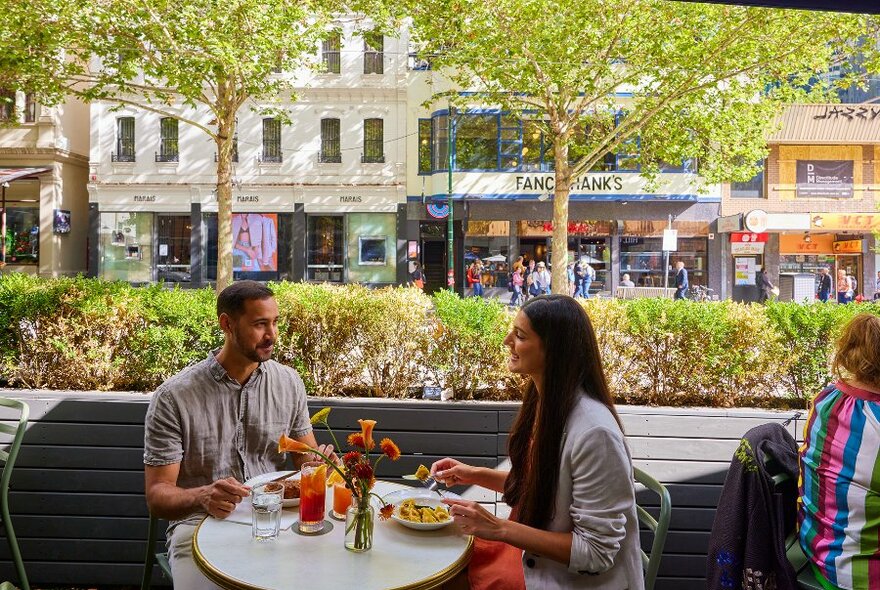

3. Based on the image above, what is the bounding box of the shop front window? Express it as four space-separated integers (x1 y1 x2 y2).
99 212 153 283
465 221 510 288
620 236 708 287
347 213 396 284
157 215 191 282
308 215 344 282
3 208 39 264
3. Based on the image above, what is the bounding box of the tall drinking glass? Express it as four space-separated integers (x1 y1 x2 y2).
332 482 353 520
299 461 327 533
252 483 283 541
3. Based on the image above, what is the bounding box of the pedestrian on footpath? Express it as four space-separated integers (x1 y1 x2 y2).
674 261 689 300
467 261 484 298
817 268 832 303
510 266 524 307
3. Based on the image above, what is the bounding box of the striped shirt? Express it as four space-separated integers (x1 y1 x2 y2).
799 381 880 589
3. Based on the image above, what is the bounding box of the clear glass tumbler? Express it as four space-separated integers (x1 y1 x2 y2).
251 483 283 541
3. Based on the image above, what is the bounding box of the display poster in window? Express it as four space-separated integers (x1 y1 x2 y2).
53 209 71 234
407 240 419 260
796 160 854 198
359 236 387 265
735 257 756 286
232 213 278 272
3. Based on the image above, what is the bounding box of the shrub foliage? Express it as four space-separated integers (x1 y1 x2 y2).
1 275 875 407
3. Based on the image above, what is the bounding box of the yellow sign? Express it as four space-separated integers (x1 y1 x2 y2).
810 213 880 231
833 239 863 254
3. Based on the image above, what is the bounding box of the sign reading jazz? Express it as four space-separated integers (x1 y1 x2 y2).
796 160 854 198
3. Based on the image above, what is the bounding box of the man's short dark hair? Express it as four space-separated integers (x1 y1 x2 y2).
216 281 274 318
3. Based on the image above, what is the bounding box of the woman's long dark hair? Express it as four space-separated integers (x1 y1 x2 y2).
503 295 622 529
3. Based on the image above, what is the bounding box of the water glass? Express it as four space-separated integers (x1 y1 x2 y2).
251 483 283 541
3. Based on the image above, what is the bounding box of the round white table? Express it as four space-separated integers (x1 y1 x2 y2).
193 481 473 590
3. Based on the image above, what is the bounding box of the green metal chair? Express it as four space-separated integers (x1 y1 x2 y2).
0 398 29 590
140 514 172 589
633 467 671 590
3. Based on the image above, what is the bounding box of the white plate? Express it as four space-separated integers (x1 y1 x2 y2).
390 496 454 531
245 471 301 507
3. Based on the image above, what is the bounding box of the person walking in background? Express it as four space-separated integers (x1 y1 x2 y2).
755 266 775 304
430 296 644 590
817 267 832 303
410 262 425 290
523 259 537 302
798 313 880 590
510 266 524 307
874 271 880 300
467 261 484 298
573 260 586 298
837 269 854 304
533 261 551 295
674 261 689 300
566 262 576 297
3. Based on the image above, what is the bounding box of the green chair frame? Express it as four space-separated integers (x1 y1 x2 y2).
634 467 671 590
0 398 29 590
140 514 172 589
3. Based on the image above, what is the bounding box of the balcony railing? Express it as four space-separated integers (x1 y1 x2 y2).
259 151 282 163
364 52 384 75
111 153 136 163
322 51 341 74
155 152 179 163
320 139 341 163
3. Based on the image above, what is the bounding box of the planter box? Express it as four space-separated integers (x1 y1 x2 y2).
0 389 805 589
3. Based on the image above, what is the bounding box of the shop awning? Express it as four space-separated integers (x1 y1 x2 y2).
670 1 880 14
0 167 51 185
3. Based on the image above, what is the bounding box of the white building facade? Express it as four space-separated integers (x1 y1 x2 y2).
87 23 409 286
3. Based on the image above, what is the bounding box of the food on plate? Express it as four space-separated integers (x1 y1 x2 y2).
397 499 450 523
281 478 301 500
414 464 431 481
263 482 283 494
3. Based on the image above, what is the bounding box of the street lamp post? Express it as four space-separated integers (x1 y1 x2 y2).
0 182 8 266
447 104 454 291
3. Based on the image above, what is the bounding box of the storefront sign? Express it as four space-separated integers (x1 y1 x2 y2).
766 213 811 231
744 210 768 233
730 232 768 243
514 175 624 192
466 220 509 237
731 241 765 255
302 188 399 213
498 172 716 200
427 203 449 219
236 195 260 203
810 213 880 231
662 229 678 251
780 234 835 254
813 105 880 122
796 160 854 198
717 214 742 233
339 196 363 203
833 239 863 254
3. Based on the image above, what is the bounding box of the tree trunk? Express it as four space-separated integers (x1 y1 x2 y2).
551 143 571 295
215 112 235 293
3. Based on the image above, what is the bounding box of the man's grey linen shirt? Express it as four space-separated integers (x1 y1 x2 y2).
143 351 312 532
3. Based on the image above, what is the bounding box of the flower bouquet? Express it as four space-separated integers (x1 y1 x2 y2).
278 407 399 552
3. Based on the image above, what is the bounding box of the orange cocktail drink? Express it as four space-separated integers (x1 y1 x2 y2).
298 462 327 533
332 482 352 519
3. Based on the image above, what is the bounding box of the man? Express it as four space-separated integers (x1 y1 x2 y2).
674 261 689 300
533 261 551 294
143 281 334 588
755 266 775 304
817 267 832 302
620 273 635 288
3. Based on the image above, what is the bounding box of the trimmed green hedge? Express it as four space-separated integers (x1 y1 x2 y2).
1 275 876 407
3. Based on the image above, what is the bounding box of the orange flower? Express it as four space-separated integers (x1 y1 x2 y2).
347 432 366 449
379 503 394 520
380 438 401 461
358 419 377 450
278 433 313 454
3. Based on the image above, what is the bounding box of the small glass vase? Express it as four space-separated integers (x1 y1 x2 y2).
344 495 374 552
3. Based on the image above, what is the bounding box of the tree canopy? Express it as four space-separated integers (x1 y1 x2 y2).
410 0 879 292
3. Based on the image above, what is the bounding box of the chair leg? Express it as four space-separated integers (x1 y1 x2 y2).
141 516 158 590
1 490 29 590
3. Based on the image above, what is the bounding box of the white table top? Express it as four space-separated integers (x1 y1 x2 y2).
193 480 473 590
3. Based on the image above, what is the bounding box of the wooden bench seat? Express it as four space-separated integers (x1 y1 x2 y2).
616 286 677 299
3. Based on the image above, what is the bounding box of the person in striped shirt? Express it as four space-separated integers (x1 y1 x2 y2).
799 313 880 590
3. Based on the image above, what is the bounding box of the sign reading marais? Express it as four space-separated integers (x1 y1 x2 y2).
796 160 853 199
427 203 449 219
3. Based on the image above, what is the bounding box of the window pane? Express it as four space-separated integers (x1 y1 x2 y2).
307 215 344 281
418 119 432 173
363 32 384 74
157 215 191 282
262 118 282 162
455 114 498 170
99 212 153 282
322 32 341 74
731 163 764 198
522 121 543 171
432 115 449 170
320 118 341 163
24 93 36 123
3 208 39 264
0 89 14 121
116 117 135 161
159 117 179 160
363 118 383 162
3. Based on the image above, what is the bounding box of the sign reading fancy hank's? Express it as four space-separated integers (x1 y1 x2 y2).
796 160 854 198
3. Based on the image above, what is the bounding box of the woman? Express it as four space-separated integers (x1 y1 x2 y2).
799 313 880 590
433 295 643 589
837 269 853 304
509 266 524 307
410 262 425 290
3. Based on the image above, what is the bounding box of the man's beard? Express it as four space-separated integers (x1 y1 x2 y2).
232 330 274 363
